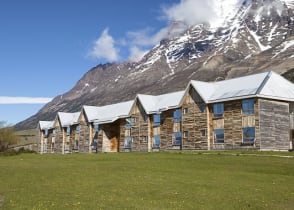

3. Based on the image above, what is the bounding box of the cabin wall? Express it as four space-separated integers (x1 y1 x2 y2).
79 113 91 153
54 121 63 154
160 109 175 150
100 121 120 153
181 87 207 150
129 101 150 152
209 98 260 150
259 99 290 150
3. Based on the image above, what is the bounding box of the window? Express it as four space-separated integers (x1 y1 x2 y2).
183 107 189 115
200 129 206 137
143 114 148 122
153 114 161 127
94 123 99 132
213 103 224 118
124 137 131 149
76 125 80 133
199 104 206 113
92 139 98 150
214 129 224 143
52 129 56 137
173 132 182 145
44 129 48 138
143 136 148 143
66 126 71 136
242 99 254 115
173 109 182 122
183 131 189 138
153 135 160 148
243 127 255 143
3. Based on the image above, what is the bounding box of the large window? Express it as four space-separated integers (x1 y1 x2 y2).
124 137 131 149
173 132 182 145
76 125 80 133
214 129 224 143
44 129 48 138
66 126 71 136
242 99 254 115
94 123 99 132
243 127 255 143
153 114 161 127
153 135 160 148
173 109 182 122
213 103 224 118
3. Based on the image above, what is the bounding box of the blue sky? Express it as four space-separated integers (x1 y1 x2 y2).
0 0 213 126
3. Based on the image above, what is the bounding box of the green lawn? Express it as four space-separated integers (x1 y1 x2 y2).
0 152 294 209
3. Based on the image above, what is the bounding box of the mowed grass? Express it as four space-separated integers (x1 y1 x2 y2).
0 152 294 209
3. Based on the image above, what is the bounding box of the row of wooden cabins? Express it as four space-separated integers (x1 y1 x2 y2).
38 71 294 154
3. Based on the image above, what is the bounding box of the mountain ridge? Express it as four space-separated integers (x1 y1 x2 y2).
15 0 294 130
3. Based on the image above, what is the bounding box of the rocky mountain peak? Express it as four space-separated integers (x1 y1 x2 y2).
15 0 294 130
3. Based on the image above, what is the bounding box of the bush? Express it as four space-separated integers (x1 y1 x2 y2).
0 121 19 152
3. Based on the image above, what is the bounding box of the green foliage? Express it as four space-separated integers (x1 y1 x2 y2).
0 152 293 209
0 121 19 152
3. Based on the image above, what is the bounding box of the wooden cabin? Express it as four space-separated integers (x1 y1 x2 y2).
123 91 184 152
38 121 55 154
54 112 80 154
181 71 294 151
79 101 133 153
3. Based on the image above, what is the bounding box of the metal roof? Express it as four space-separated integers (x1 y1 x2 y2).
38 120 54 130
188 71 294 103
57 112 80 127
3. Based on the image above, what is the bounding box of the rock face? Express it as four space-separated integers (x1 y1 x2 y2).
15 0 294 130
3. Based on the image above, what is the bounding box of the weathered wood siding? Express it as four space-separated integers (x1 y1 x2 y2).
129 101 150 152
209 98 260 150
259 99 290 150
160 109 175 150
78 113 90 153
182 87 208 150
99 121 120 152
119 119 128 152
54 119 63 154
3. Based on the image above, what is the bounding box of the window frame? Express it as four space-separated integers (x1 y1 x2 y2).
214 129 224 144
153 135 161 148
183 131 189 138
200 129 206 137
153 114 161 127
242 127 255 144
213 103 224 118
173 131 182 146
242 99 255 115
183 107 189 115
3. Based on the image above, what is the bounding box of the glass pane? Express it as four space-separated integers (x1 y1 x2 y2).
153 135 160 148
173 132 182 145
173 109 182 122
214 129 224 143
242 99 254 115
243 127 255 143
213 103 224 118
153 114 161 126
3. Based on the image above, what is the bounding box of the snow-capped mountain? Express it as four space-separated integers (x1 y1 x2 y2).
16 0 294 130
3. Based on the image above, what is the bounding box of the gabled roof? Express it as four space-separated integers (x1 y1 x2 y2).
82 100 134 124
186 71 294 103
93 100 134 124
57 112 80 127
134 91 185 114
38 120 54 130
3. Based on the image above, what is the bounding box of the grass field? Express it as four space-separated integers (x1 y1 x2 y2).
0 152 294 209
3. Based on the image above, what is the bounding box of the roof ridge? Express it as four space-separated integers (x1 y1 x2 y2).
255 71 272 95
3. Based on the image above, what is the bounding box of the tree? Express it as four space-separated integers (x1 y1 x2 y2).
0 121 19 152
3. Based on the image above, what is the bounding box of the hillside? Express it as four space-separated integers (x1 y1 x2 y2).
15 0 294 130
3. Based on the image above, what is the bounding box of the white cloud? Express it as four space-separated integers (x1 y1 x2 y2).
88 28 120 62
128 46 148 62
162 0 215 26
0 97 52 104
